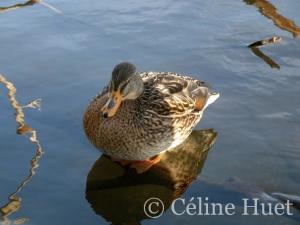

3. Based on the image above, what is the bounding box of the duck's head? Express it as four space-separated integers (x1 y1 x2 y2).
101 62 144 118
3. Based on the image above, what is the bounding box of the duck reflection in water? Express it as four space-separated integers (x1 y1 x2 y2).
85 129 217 225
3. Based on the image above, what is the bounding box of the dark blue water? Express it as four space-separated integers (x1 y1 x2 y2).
0 0 299 224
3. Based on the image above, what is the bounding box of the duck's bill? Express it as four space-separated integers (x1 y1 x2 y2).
101 96 122 118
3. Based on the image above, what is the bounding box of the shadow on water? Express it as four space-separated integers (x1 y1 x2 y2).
244 0 300 69
85 129 217 225
0 75 43 225
0 0 62 14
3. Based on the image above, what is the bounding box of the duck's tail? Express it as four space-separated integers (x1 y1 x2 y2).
191 85 220 111
204 91 220 110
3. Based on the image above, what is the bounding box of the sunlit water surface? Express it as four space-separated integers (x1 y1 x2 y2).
0 0 299 224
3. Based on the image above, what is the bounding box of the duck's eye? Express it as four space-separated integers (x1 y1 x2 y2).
120 83 127 94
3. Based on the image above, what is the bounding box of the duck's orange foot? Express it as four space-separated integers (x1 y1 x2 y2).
130 155 162 174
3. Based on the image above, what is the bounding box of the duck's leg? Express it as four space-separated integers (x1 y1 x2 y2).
130 154 162 174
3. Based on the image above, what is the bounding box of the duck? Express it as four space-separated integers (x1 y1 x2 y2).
83 62 219 172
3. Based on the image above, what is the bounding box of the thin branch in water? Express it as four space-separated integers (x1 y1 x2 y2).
0 0 63 15
39 1 63 15
0 74 43 225
23 98 42 110
250 47 280 69
248 36 281 69
0 0 37 13
244 0 300 38
248 36 282 48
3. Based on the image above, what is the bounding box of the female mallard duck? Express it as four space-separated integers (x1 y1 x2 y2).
83 62 219 171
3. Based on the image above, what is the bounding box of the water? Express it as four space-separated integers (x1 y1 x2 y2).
0 0 299 224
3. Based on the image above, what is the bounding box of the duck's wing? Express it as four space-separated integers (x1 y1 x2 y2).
141 72 219 118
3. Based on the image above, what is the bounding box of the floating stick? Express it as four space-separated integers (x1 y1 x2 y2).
0 74 43 225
